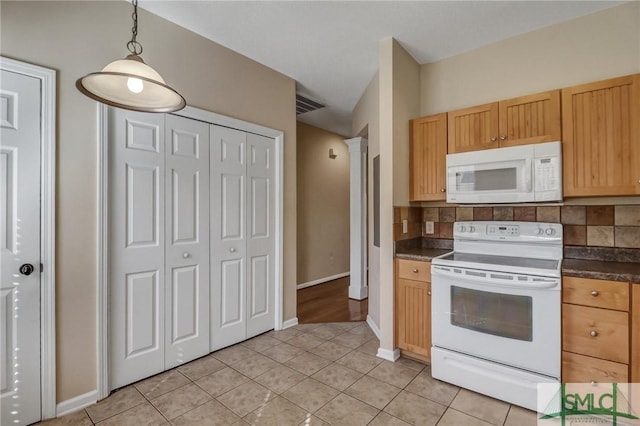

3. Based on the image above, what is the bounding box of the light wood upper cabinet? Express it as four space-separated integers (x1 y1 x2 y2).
632 285 640 383
447 102 499 153
410 113 447 201
447 90 561 154
562 74 640 197
498 90 561 147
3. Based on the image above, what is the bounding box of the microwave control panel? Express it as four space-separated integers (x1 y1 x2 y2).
534 156 560 191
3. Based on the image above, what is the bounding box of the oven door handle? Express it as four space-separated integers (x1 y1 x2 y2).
431 266 559 290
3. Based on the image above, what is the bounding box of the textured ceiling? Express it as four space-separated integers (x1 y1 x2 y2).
140 1 623 136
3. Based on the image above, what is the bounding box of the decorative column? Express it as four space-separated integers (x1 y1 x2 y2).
343 137 368 300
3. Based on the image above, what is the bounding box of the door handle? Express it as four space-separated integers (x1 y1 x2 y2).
229 247 236 253
19 264 35 276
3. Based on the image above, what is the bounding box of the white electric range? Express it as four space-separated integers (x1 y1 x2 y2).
431 221 562 411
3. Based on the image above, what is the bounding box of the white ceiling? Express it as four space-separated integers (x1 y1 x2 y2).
140 0 623 137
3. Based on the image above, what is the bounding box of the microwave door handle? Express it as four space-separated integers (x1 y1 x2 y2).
431 266 558 290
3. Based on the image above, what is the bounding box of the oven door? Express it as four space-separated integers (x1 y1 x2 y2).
431 265 560 378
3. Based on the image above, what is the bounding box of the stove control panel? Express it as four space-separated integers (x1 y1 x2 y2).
487 224 520 236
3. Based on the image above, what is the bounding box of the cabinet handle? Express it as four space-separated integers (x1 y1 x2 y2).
590 330 598 337
591 290 599 297
412 269 419 273
590 381 597 386
427 291 432 296
440 188 446 193
490 136 497 142
499 135 507 141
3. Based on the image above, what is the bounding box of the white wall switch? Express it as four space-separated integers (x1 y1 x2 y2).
425 221 434 234
402 219 408 234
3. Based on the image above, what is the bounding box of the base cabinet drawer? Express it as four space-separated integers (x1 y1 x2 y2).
563 276 629 311
562 351 629 384
562 304 629 364
397 259 431 282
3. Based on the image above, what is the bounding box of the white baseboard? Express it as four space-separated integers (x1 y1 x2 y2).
366 315 381 340
282 317 299 329
377 347 400 362
297 272 349 289
56 390 98 417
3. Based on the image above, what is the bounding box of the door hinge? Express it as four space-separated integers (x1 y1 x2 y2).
40 263 44 273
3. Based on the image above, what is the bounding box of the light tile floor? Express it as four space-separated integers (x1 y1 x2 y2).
38 321 538 425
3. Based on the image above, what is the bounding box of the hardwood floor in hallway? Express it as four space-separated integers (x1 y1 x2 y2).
297 277 368 323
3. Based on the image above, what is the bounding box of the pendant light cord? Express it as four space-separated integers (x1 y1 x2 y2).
126 0 143 55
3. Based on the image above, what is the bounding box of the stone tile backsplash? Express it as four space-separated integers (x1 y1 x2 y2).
393 205 640 249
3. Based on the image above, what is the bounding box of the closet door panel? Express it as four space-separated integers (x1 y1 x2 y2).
211 125 248 351
110 109 165 389
246 134 276 337
165 115 210 368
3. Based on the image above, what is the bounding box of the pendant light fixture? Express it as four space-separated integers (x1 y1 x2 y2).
76 0 185 112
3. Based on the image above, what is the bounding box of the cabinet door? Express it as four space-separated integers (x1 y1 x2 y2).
447 102 499 153
396 277 431 359
498 90 561 147
410 113 447 201
562 74 640 196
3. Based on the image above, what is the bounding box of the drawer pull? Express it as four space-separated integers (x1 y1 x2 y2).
590 330 598 337
413 269 419 273
590 381 597 386
591 290 599 297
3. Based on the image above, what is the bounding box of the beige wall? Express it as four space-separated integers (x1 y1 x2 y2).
1 1 297 402
421 1 640 115
352 72 380 326
296 122 350 285
392 41 421 206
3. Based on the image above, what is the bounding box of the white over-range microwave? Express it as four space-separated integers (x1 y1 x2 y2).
446 141 562 204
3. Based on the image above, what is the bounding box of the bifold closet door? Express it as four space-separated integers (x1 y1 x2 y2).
110 109 211 389
246 133 275 337
110 109 166 388
210 125 247 350
164 114 210 369
210 125 276 351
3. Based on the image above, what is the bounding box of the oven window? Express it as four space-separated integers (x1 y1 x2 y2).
450 286 533 341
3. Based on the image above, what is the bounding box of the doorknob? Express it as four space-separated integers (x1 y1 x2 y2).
182 252 190 259
229 247 236 253
19 264 35 276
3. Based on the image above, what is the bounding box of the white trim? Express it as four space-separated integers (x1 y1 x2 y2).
96 105 110 400
377 347 400 362
281 317 299 329
56 390 98 418
97 104 285 395
366 315 381 340
0 56 57 420
297 272 350 289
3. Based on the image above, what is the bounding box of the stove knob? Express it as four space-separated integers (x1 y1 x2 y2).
469 226 475 233
458 225 467 233
537 227 545 236
545 228 555 236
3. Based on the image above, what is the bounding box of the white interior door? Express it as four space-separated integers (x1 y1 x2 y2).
0 69 42 425
210 125 247 351
164 114 210 368
110 109 166 389
246 133 275 338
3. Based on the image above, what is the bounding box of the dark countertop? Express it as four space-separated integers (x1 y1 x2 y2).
394 238 640 284
562 259 640 284
394 238 452 262
395 247 450 262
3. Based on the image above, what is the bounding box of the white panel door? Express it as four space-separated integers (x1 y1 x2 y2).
210 125 247 351
164 114 210 368
246 133 275 338
0 70 41 426
110 109 165 389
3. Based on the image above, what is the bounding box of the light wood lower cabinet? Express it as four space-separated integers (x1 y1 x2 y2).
632 285 640 383
395 258 431 362
561 276 631 384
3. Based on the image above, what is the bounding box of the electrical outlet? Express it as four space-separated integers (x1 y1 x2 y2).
402 219 408 234
425 221 434 234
